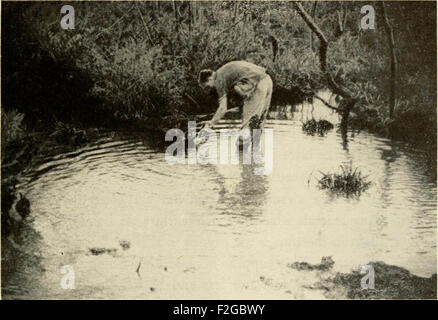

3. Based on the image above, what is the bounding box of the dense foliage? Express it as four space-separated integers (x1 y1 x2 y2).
1 1 436 146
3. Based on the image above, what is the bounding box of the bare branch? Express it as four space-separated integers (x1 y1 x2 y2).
379 2 397 119
94 4 136 41
310 2 318 52
136 2 155 47
293 2 328 46
314 94 339 111
293 2 354 100
182 92 201 110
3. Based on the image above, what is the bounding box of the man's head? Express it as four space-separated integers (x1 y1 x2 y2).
198 69 216 90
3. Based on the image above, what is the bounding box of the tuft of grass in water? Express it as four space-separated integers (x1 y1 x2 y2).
318 164 371 197
302 119 334 136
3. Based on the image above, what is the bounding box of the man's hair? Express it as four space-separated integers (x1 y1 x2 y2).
199 69 215 84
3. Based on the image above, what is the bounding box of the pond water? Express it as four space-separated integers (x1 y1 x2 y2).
3 91 436 299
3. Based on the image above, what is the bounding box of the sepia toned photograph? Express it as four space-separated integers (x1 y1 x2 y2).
1 0 436 301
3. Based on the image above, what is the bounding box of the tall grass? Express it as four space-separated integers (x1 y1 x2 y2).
19 2 326 118
1 109 24 146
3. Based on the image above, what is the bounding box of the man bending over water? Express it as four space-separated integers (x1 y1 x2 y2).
198 61 273 132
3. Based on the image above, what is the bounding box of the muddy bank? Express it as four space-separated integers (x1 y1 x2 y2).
289 257 437 299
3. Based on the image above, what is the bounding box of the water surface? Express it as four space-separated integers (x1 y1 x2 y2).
3 94 436 299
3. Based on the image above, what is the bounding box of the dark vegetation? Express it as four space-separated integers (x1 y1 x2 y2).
2 1 436 138
327 262 437 299
1 2 436 233
288 256 335 271
89 239 131 256
302 119 334 136
289 257 437 299
317 163 371 197
89 247 118 256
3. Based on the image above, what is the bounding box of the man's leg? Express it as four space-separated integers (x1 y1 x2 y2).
241 77 271 129
261 76 273 127
241 77 272 163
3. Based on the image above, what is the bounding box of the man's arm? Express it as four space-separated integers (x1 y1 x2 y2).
206 95 228 128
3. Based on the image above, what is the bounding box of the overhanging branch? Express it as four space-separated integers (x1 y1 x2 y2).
293 2 354 100
314 94 339 111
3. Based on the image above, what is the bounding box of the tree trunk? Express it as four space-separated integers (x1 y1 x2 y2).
234 1 239 22
335 2 348 37
172 0 179 32
188 2 193 32
293 1 357 145
310 2 317 52
379 2 396 119
192 1 198 24
293 2 354 99
269 35 279 62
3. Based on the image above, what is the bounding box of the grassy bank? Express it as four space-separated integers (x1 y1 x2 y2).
3 2 435 146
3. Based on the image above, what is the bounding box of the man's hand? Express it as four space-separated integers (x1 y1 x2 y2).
195 135 208 146
202 122 211 131
195 122 211 146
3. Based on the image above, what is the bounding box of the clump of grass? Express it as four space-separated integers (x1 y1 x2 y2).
318 164 371 197
302 119 334 136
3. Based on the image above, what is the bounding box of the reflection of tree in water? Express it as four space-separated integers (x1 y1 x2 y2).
376 142 436 240
378 146 398 210
268 105 294 120
372 146 398 236
212 162 268 223
339 125 349 151
298 102 314 123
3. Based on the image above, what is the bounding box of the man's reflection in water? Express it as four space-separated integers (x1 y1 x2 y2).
210 160 269 224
